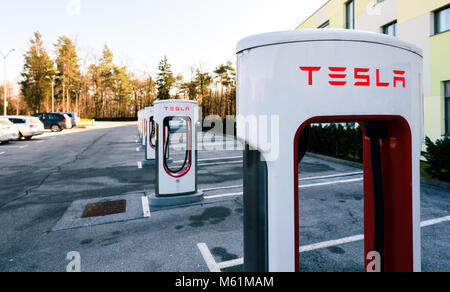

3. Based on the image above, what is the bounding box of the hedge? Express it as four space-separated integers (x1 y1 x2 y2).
307 124 363 163
422 137 450 182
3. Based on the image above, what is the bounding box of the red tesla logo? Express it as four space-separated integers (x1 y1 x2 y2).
300 67 406 88
164 106 191 112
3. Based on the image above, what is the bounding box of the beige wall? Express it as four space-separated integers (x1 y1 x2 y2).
297 0 450 141
355 0 398 32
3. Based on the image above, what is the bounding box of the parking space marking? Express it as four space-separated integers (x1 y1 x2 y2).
300 178 363 188
299 172 363 181
141 196 151 218
299 235 365 253
198 161 243 167
171 156 243 164
0 152 5 155
421 216 450 227
137 161 143 169
201 172 364 193
198 156 242 162
197 243 221 272
218 258 244 270
203 178 364 200
202 185 243 192
200 215 450 272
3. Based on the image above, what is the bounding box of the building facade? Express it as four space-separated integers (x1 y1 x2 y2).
297 0 450 142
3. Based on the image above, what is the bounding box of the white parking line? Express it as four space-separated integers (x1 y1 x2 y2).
197 243 221 272
200 215 450 272
172 156 243 164
421 216 450 227
299 235 365 253
0 152 5 155
198 161 243 167
201 172 364 193
203 178 364 200
218 258 244 270
19 145 29 149
141 196 151 218
202 185 243 192
299 172 363 181
300 178 363 188
137 161 143 169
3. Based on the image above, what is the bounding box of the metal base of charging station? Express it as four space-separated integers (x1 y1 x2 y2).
138 160 155 168
148 192 204 208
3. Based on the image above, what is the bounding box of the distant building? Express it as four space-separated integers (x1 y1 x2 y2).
297 0 450 142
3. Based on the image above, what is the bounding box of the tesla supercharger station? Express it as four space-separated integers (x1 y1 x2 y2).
237 30 423 272
143 107 156 160
149 100 203 206
137 110 144 143
141 107 152 148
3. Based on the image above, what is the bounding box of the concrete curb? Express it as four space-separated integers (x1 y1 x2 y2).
306 152 450 190
147 192 204 208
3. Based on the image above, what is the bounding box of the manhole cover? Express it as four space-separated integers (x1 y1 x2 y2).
82 200 127 218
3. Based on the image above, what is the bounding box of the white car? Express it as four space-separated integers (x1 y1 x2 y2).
0 118 20 144
6 116 45 140
63 114 73 129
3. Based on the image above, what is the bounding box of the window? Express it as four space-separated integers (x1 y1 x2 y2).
435 6 450 34
445 81 450 135
383 21 397 37
346 1 355 30
319 21 330 29
10 118 26 124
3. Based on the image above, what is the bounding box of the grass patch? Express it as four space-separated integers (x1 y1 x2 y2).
421 161 433 180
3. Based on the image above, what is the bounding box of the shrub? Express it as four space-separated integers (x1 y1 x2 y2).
307 124 363 163
422 137 450 182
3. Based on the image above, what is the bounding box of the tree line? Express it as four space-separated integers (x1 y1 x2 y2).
10 32 236 119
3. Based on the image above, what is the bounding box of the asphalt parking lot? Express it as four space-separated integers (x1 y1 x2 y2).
0 122 448 272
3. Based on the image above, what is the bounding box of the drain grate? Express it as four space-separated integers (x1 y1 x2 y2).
82 200 127 218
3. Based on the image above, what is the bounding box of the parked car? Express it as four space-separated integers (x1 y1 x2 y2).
0 127 11 144
33 113 68 132
55 112 80 127
62 114 73 129
6 116 45 140
0 118 20 144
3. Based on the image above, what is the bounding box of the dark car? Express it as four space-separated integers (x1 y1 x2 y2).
33 113 67 132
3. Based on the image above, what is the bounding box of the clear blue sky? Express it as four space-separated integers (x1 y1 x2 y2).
0 0 326 91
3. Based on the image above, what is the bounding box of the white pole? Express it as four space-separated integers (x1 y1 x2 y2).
1 49 15 116
51 80 55 113
3 57 6 116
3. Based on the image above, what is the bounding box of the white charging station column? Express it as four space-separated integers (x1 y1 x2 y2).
143 107 156 160
237 30 423 272
141 107 152 148
154 100 201 197
137 110 144 143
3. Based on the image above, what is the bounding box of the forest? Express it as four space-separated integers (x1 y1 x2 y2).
1 32 236 120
